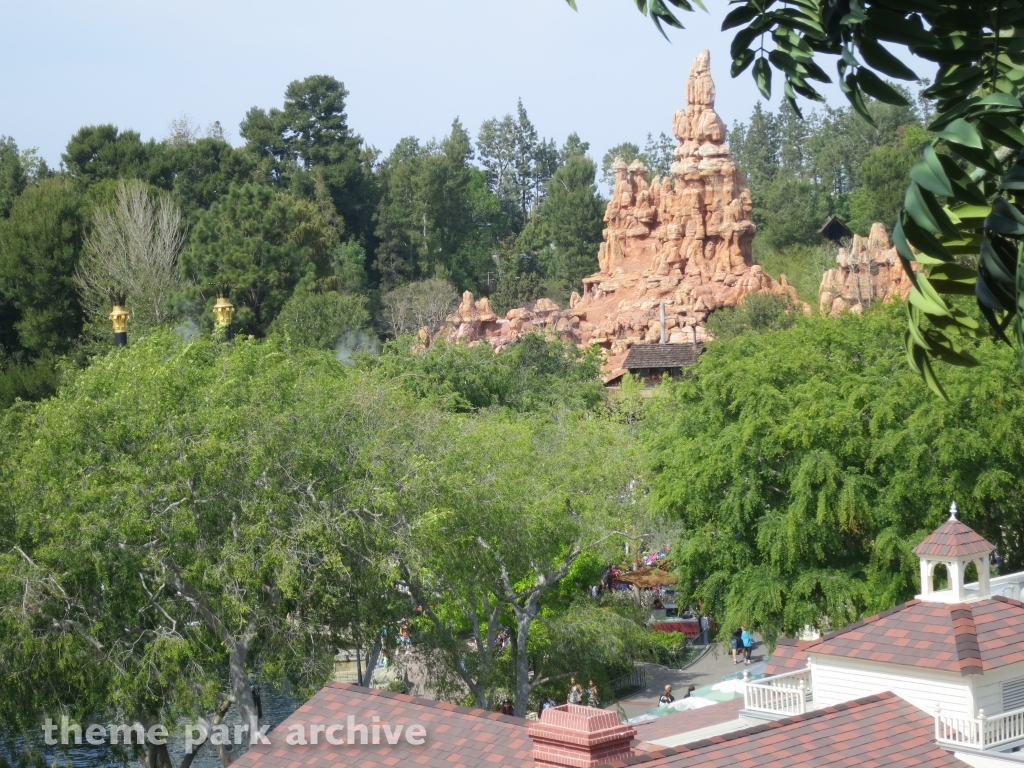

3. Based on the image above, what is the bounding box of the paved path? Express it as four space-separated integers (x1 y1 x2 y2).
608 639 766 720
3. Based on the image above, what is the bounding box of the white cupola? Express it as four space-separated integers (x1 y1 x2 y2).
914 502 995 603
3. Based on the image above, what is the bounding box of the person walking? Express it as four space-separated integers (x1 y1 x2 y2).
587 680 599 707
699 613 710 644
731 627 743 663
659 685 675 705
741 626 754 665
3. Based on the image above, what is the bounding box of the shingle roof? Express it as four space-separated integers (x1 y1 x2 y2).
615 693 968 768
761 638 814 676
622 343 704 370
232 682 529 768
632 699 744 745
913 517 994 558
784 596 1024 675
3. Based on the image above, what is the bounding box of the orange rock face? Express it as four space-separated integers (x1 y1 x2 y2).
444 49 803 373
818 223 914 317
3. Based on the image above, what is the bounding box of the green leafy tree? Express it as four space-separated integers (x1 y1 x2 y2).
374 122 508 290
0 334 416 766
0 136 28 219
477 101 558 228
181 183 333 334
756 174 829 250
240 75 376 242
705 293 797 341
269 289 370 350
62 125 171 189
533 156 605 289
848 125 931 235
645 302 1024 643
166 137 257 228
0 179 84 354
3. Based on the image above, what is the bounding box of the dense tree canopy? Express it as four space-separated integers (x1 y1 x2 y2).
646 301 1024 643
181 183 333 334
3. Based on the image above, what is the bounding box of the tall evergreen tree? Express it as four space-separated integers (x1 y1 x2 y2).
239 75 376 243
0 137 27 220
0 179 84 355
534 155 605 289
62 125 171 189
181 183 334 334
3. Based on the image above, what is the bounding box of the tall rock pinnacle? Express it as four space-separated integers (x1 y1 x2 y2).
443 50 805 375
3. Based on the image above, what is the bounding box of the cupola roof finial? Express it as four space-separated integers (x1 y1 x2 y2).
949 501 959 521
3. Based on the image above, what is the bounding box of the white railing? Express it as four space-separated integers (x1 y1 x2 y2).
744 668 812 716
936 706 1024 750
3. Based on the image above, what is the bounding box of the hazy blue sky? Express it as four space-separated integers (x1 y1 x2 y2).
1 1 919 170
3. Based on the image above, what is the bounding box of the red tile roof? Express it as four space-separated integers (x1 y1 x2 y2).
232 682 529 768
774 597 1024 676
761 638 813 676
632 699 745 745
913 518 993 558
610 693 968 768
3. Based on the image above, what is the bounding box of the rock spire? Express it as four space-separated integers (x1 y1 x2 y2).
444 50 803 375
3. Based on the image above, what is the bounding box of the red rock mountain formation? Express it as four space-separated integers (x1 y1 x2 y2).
818 222 914 316
445 50 803 373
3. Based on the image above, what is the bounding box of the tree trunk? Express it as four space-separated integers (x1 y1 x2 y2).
362 633 383 687
224 640 257 765
513 600 537 717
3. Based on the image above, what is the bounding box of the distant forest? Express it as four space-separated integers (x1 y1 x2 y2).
0 75 924 406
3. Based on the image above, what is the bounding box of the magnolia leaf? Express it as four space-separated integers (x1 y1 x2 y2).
909 147 954 198
904 182 960 238
723 4 759 29
934 118 984 149
856 36 918 80
928 263 978 295
985 197 1024 237
855 69 911 105
753 56 772 99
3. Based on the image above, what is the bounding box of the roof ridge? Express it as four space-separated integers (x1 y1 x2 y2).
593 693 899 768
949 603 983 676
324 682 524 722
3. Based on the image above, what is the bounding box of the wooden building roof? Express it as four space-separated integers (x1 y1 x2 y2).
622 343 705 370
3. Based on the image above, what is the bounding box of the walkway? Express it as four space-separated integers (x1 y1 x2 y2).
609 638 765 720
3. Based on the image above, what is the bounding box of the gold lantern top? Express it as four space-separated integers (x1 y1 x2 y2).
212 294 235 327
109 304 130 333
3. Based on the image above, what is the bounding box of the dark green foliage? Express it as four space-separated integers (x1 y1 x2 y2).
646 302 1024 641
240 75 376 242
166 137 258 228
373 122 509 291
756 175 830 250
0 179 84 355
269 289 370 350
181 183 332 334
532 156 605 290
0 138 27 219
848 125 931 235
705 293 797 341
62 125 171 189
0 354 59 409
374 332 605 413
490 272 546 316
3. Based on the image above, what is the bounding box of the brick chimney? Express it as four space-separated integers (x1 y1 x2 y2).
527 705 636 768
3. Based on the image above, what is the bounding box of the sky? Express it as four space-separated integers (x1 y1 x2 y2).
0 0 920 172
